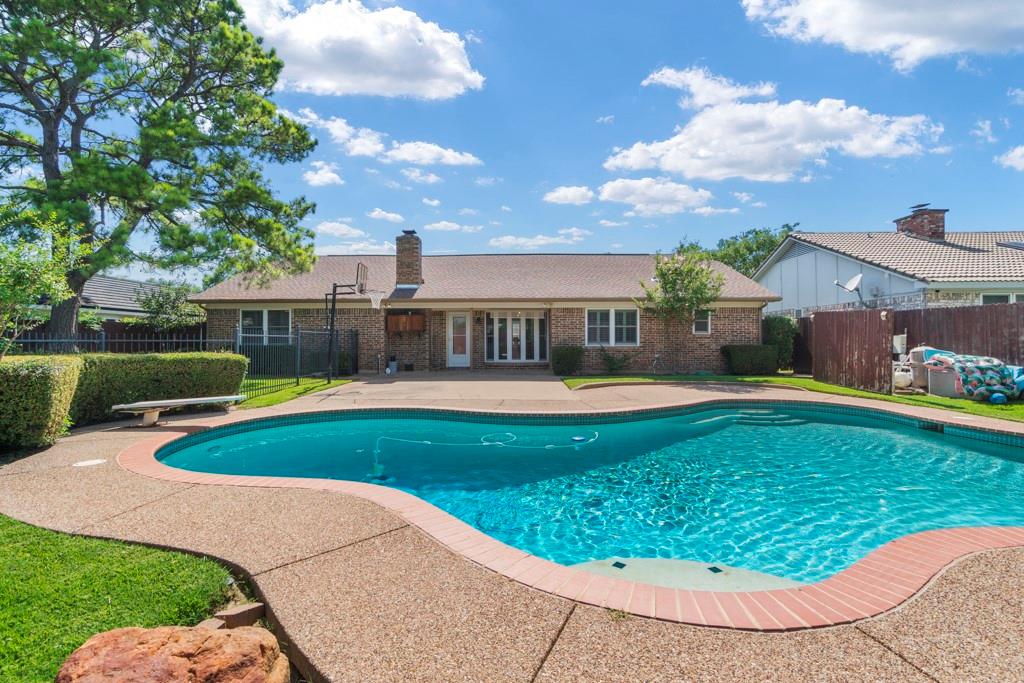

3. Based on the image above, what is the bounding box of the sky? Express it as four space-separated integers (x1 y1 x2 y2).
173 1 1024 259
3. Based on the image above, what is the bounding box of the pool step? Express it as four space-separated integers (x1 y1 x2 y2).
735 414 808 427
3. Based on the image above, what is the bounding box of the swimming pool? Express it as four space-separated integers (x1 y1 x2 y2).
158 403 1024 583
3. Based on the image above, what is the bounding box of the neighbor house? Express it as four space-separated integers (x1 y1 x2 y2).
193 230 780 374
755 207 1024 315
78 275 169 322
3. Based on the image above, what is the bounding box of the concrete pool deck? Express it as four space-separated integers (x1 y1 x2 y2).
3 376 1024 681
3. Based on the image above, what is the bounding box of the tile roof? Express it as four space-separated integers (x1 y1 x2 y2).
80 275 166 314
193 254 780 303
790 231 1024 282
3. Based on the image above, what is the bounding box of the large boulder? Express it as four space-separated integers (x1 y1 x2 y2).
56 625 289 683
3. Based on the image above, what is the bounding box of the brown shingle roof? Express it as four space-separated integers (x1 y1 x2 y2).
193 254 779 303
789 231 1024 282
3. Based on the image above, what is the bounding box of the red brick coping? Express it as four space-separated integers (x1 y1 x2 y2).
118 404 1024 632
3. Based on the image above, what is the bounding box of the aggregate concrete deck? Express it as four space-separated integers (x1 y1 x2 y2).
3 376 1023 682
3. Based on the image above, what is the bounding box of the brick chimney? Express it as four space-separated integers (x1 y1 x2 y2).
894 206 948 240
395 229 422 288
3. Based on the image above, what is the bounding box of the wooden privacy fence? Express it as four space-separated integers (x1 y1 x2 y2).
893 302 1024 365
808 309 894 394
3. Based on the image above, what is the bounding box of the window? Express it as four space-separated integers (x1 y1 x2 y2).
239 309 291 345
982 294 1013 305
692 310 711 335
587 308 639 346
485 311 547 362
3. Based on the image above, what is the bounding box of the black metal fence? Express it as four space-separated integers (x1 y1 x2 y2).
9 326 358 400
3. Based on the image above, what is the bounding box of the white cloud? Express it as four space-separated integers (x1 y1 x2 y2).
732 191 754 203
489 229 593 250
752 200 768 208
287 107 477 165
458 208 478 216
606 68 942 182
596 115 615 124
599 219 627 227
643 66 776 108
382 141 481 166
302 160 344 186
500 205 512 212
424 220 482 233
1010 87 1024 105
464 30 483 44
543 185 596 205
742 0 1024 72
474 176 501 186
239 0 484 98
693 206 741 216
996 145 1024 170
316 239 396 255
367 207 404 223
610 242 624 249
971 119 997 143
422 197 441 207
488 227 591 250
598 177 713 216
401 168 442 184
315 221 366 238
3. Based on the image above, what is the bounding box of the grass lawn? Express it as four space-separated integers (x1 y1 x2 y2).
239 377 351 409
0 515 231 682
563 374 1024 423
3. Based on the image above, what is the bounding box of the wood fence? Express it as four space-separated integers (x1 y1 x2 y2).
807 309 894 394
893 302 1024 365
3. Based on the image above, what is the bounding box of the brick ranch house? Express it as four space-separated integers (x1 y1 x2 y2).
193 230 781 374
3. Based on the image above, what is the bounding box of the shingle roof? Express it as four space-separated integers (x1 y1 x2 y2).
193 254 780 303
80 275 165 314
789 231 1024 282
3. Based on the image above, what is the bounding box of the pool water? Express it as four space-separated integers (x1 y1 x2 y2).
159 405 1024 583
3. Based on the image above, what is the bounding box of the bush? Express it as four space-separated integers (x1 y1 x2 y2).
721 344 779 375
551 345 585 375
762 315 798 370
598 346 637 375
0 356 82 450
70 352 248 426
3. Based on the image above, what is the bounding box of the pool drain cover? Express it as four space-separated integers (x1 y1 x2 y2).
612 561 627 569
707 566 723 574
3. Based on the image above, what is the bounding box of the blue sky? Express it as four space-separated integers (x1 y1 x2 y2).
237 0 1024 257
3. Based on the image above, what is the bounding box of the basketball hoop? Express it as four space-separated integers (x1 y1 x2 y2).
365 290 386 310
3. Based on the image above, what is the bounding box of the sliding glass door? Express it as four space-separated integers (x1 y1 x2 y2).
484 311 548 363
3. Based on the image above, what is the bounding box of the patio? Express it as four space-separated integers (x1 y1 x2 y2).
2 378 1023 682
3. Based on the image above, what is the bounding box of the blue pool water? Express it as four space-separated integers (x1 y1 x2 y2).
159 405 1024 582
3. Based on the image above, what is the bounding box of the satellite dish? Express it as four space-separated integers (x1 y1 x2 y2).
833 273 863 293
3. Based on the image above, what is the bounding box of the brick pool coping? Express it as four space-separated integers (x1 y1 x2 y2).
118 397 1024 632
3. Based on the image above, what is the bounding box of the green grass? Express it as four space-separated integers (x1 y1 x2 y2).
0 515 231 682
563 374 1024 423
239 377 351 409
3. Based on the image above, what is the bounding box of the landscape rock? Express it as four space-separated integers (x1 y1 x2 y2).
56 625 289 683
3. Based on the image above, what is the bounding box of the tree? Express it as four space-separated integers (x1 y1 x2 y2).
134 281 205 330
0 0 317 338
0 212 87 358
710 224 797 277
637 245 725 323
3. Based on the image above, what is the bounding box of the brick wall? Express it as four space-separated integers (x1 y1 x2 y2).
206 308 238 340
549 307 761 374
293 307 386 373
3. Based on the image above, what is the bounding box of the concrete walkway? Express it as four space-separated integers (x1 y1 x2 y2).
2 377 1023 682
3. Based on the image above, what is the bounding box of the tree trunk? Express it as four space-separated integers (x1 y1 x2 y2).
49 288 82 349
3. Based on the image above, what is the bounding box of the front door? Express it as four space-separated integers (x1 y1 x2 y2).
447 311 471 367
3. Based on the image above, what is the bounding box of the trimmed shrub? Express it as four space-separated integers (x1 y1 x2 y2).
0 356 82 450
762 315 798 370
721 344 779 375
598 346 638 375
70 352 248 426
551 345 585 376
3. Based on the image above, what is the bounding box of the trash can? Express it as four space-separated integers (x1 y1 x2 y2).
908 346 929 388
387 360 398 374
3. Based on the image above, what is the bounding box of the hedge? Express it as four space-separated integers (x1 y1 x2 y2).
70 353 248 426
762 315 798 370
0 356 82 450
721 344 779 375
551 345 585 375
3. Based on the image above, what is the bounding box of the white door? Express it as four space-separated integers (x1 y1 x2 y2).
447 312 471 367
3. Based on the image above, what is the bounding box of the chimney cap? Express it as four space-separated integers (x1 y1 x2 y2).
910 203 930 211
401 229 417 236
